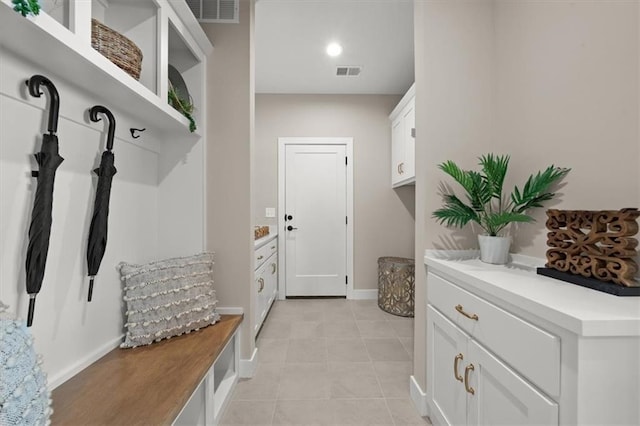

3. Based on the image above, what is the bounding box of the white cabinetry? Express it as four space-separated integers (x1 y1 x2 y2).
390 83 416 188
424 251 640 426
0 0 213 389
0 0 210 139
254 233 278 336
175 330 240 426
428 306 557 426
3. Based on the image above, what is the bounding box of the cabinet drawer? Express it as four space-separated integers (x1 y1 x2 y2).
255 239 277 270
428 272 560 397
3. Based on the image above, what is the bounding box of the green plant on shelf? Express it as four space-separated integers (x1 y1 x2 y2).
168 82 196 133
433 154 570 237
13 0 40 16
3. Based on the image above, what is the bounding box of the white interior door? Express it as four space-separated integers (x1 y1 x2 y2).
284 144 347 296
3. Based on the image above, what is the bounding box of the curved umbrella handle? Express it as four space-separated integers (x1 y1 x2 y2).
26 75 60 135
89 105 116 151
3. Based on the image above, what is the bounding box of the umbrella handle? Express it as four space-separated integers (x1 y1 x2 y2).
89 105 116 151
26 75 60 135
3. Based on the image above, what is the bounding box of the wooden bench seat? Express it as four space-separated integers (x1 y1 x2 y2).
51 314 243 425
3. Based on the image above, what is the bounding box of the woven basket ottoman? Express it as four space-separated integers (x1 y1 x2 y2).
377 257 415 317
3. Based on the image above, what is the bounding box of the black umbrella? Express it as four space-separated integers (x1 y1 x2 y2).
25 75 64 327
86 105 117 302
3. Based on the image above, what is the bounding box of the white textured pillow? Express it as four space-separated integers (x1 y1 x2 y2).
118 252 220 348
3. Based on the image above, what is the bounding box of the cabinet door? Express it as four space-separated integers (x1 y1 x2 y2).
391 117 404 186
427 306 468 426
267 254 278 307
254 263 268 335
401 98 415 180
466 339 558 426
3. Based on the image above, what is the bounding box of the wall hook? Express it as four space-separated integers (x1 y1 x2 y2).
130 128 146 139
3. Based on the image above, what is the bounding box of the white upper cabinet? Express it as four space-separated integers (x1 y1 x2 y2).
390 83 416 188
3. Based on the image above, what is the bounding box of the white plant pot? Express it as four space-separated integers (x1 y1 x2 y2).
478 235 511 265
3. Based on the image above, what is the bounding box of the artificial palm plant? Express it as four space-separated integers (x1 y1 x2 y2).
433 154 570 237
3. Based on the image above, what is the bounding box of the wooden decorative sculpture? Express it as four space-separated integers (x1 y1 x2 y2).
543 208 639 288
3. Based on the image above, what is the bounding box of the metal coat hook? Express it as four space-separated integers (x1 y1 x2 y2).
130 128 146 139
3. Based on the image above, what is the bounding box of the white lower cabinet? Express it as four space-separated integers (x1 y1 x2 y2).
428 306 557 426
424 252 640 426
254 235 278 336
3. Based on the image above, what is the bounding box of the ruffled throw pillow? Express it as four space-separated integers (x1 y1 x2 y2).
118 252 220 348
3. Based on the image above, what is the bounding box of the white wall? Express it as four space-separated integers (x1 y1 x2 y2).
413 0 639 394
413 0 496 391
493 0 639 254
202 0 255 359
0 47 205 388
255 94 415 291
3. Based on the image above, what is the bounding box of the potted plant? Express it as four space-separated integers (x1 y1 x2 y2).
433 154 570 264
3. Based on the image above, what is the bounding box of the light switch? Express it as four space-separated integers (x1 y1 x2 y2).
265 208 276 218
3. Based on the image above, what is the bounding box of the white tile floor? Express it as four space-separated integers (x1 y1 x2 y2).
220 299 432 426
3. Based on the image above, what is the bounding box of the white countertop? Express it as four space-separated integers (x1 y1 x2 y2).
254 228 278 249
424 250 640 337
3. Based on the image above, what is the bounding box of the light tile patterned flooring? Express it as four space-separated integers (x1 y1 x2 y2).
220 299 432 426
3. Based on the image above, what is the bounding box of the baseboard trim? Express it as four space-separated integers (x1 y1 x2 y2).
49 334 123 390
349 289 377 300
216 306 244 315
410 375 429 417
239 347 258 378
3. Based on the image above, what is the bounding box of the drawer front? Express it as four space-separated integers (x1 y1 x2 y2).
255 238 277 270
253 238 278 269
428 272 560 397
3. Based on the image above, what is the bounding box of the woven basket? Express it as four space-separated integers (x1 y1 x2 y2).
91 19 143 80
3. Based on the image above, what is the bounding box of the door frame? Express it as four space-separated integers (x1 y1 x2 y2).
277 137 354 299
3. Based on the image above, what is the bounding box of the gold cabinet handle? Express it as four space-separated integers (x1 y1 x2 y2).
464 364 475 395
271 263 277 274
271 246 276 249
397 164 401 175
257 255 264 260
399 162 405 174
453 353 464 382
258 278 264 292
455 304 479 321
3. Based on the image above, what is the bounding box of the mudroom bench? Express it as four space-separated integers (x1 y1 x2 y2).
51 315 243 425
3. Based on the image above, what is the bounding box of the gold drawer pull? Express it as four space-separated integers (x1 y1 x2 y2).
453 353 464 382
271 263 277 274
258 278 264 292
464 364 475 395
455 304 479 321
271 246 276 249
257 255 264 260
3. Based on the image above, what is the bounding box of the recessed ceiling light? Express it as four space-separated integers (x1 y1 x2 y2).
326 42 343 57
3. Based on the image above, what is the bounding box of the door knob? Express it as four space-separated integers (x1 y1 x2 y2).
287 225 298 231
285 214 293 221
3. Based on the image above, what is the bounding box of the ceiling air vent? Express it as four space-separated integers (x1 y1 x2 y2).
186 0 239 23
336 66 362 77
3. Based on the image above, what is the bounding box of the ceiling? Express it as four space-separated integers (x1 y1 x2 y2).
255 0 415 95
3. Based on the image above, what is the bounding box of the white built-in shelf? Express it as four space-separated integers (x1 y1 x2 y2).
0 0 212 139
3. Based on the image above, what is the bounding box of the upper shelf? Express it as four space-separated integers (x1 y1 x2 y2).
0 0 212 139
